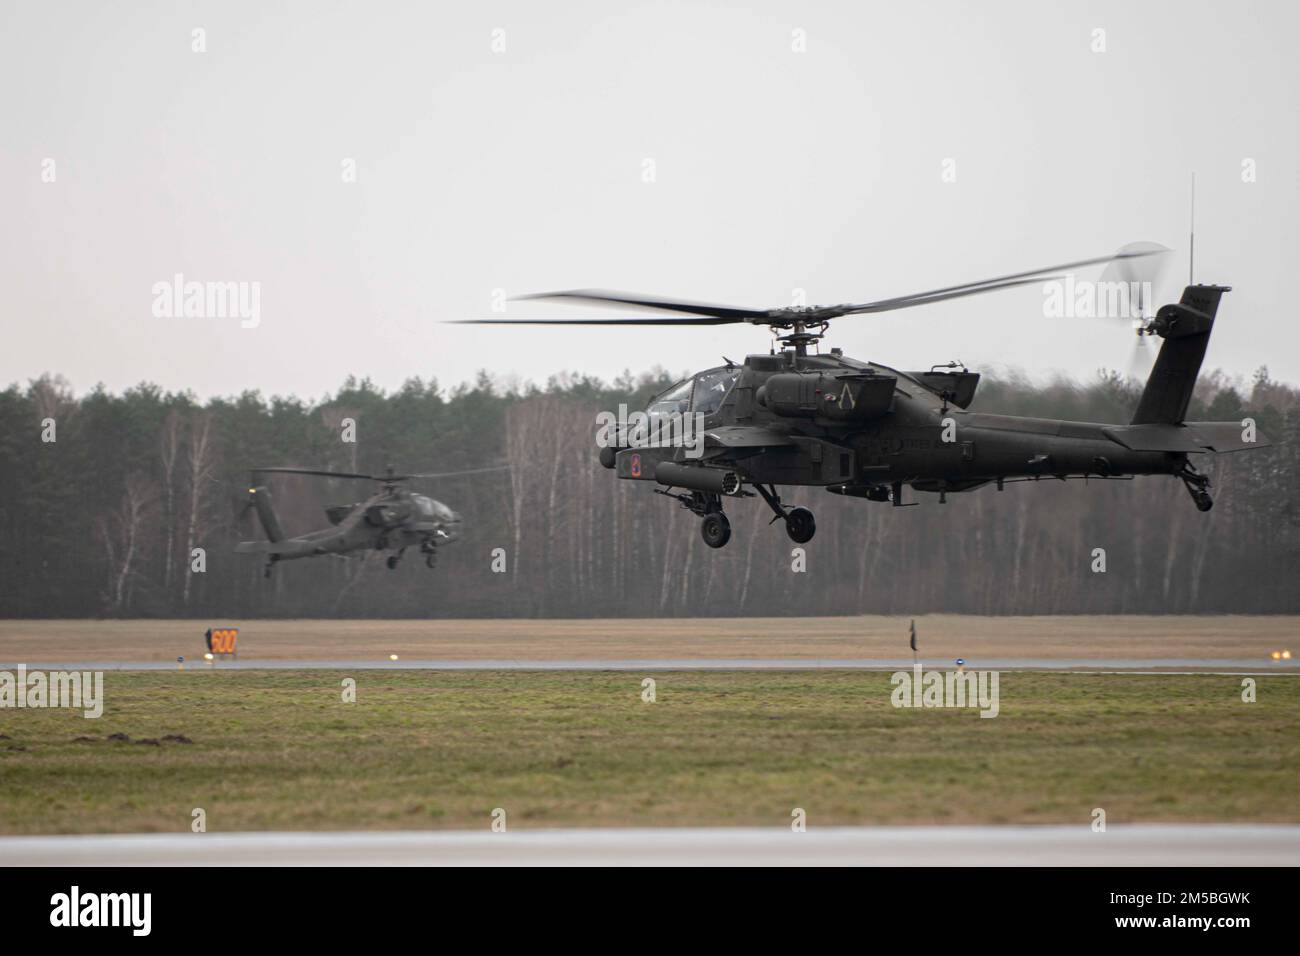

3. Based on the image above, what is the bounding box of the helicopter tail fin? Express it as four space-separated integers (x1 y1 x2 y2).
248 485 285 542
1131 285 1227 425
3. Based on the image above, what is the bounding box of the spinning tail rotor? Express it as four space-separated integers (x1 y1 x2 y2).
1099 241 1173 379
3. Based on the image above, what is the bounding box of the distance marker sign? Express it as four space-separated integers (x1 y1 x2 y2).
205 627 239 657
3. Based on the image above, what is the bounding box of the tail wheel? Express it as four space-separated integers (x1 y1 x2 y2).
1179 464 1214 512
785 507 816 544
426 551 437 569
701 512 732 549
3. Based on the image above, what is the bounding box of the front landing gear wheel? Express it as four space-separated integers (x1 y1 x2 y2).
785 507 816 544
425 551 437 569
754 484 813 543
386 555 400 570
701 512 732 549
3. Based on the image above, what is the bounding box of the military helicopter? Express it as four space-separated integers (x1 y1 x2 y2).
459 248 1268 549
234 465 504 575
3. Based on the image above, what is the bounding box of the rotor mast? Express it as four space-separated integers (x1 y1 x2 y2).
772 311 830 356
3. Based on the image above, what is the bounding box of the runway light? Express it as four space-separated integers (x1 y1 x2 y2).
1271 651 1282 661
389 654 399 661
1283 650 1293 660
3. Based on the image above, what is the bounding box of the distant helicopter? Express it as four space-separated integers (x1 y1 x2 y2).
234 465 505 576
459 247 1268 549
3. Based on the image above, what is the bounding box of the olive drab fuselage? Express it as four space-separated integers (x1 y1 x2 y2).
236 484 461 575
603 285 1265 548
614 349 1178 498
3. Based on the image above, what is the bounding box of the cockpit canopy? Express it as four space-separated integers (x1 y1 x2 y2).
692 366 740 415
633 366 740 444
646 366 739 419
413 494 457 523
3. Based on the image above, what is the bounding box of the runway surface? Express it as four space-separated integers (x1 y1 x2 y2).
2 825 1296 866
5 657 1297 674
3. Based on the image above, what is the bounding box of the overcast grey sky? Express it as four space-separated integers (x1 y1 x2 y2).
2 0 1297 400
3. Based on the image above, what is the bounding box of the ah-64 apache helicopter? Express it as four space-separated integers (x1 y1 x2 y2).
460 248 1268 549
235 465 504 575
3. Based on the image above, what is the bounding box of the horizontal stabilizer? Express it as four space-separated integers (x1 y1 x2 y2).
234 540 305 555
1182 421 1271 453
1103 422 1269 454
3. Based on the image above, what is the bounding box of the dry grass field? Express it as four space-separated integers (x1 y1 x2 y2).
0 615 1295 663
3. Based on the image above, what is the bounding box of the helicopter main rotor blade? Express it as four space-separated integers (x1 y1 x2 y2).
837 274 1064 315
454 315 739 326
514 289 769 320
392 465 513 480
253 465 512 482
252 467 379 481
453 246 1168 328
463 275 1066 325
837 248 1166 316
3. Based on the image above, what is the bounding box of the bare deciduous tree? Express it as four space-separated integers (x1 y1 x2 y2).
96 474 155 615
159 409 182 593
182 411 218 607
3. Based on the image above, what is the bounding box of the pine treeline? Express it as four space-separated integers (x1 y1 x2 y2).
1 367 1295 618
